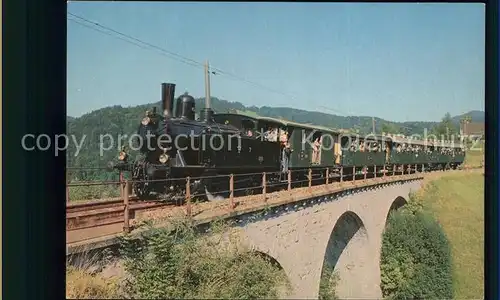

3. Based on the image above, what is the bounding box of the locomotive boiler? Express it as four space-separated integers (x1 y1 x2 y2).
112 83 282 200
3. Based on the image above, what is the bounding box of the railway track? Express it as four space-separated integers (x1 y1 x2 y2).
66 166 482 233
66 197 173 231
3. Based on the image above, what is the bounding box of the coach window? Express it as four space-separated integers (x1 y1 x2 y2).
279 127 289 144
259 122 278 142
352 139 360 152
349 139 357 152
367 141 372 152
241 119 256 137
361 140 368 152
258 122 277 142
369 140 376 152
341 136 351 152
311 131 322 164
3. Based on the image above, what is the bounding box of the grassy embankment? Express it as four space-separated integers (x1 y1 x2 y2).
417 170 484 299
463 140 484 168
66 219 291 299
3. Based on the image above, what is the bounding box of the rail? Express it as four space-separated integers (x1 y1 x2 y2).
66 163 463 234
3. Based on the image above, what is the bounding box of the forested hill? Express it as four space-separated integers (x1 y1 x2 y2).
66 96 483 177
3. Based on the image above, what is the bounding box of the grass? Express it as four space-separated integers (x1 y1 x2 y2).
416 171 484 299
66 267 120 299
68 184 121 202
464 140 484 168
66 249 122 299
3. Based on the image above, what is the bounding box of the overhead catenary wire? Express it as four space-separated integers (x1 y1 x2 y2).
67 17 203 70
68 12 357 116
68 13 292 96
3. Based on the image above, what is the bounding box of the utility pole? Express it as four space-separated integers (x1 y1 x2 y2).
372 116 375 134
204 60 211 110
463 119 467 138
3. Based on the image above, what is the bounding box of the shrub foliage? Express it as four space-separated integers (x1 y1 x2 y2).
380 198 453 299
68 184 121 201
318 266 339 300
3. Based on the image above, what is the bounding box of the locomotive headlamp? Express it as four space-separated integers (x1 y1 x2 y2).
159 153 169 164
141 117 151 126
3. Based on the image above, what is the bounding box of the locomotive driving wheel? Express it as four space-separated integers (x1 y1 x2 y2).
132 161 151 199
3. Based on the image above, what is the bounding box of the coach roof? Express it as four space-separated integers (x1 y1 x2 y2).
226 110 342 134
388 135 462 148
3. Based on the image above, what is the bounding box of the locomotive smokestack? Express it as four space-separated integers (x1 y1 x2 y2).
201 60 214 123
161 83 175 118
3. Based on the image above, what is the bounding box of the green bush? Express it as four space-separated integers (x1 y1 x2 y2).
318 266 339 300
380 204 453 299
68 184 121 201
117 219 290 299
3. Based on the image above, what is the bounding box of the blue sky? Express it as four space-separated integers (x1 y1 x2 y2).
67 2 485 122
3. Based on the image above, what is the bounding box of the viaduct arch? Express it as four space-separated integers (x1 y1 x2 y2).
232 179 421 299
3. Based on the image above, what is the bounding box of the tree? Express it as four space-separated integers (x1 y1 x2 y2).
381 122 400 134
380 203 453 299
431 113 458 140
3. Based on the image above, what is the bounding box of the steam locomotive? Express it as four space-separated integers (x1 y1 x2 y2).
112 82 288 200
112 82 465 201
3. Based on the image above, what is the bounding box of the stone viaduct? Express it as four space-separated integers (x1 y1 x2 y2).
219 179 423 299
69 177 424 299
